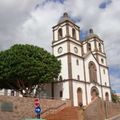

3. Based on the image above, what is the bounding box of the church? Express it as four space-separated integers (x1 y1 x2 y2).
0 12 111 106
49 12 111 106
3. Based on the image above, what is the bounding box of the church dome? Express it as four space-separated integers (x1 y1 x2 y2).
86 28 99 39
58 12 74 24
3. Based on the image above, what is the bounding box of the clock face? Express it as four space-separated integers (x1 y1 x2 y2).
74 47 78 53
58 47 63 53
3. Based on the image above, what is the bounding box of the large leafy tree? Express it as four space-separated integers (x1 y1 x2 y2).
0 44 61 97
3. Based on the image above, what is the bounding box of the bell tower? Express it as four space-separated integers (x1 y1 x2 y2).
52 12 80 42
82 28 111 99
52 13 83 105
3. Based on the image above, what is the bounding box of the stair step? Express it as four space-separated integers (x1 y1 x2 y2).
44 107 84 120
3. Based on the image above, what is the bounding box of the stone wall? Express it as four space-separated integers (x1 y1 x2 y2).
84 97 105 120
84 97 120 120
0 95 71 120
105 101 120 118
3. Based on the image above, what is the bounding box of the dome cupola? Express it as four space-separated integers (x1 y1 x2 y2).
58 12 74 24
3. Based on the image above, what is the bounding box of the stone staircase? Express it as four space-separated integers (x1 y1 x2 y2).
44 107 84 120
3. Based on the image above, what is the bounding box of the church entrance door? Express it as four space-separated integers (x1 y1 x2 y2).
91 87 99 101
105 92 109 101
77 88 82 106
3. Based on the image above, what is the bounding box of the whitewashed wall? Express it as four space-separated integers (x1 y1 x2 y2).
53 42 67 56
58 56 68 80
102 87 111 101
83 43 87 54
100 66 110 86
70 42 82 56
54 81 69 99
71 56 85 81
72 81 86 106
98 55 107 66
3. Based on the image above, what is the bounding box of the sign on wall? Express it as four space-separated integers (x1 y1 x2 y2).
1 102 13 112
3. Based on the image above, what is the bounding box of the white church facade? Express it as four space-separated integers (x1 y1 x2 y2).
50 12 111 106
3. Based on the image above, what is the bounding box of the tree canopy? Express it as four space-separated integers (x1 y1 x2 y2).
0 44 61 96
111 91 120 103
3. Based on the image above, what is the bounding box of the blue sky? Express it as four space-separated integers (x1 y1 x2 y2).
99 0 112 9
0 0 120 93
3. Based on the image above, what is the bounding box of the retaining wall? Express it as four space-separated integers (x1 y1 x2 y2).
0 95 71 120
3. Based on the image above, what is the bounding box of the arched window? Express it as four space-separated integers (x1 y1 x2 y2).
103 69 105 74
101 58 104 63
60 91 63 97
87 43 91 51
105 92 109 101
91 86 99 100
89 61 97 83
58 47 63 54
77 75 80 80
77 88 82 106
59 75 63 81
58 28 62 39
99 43 102 52
76 59 79 65
72 28 76 39
105 82 107 86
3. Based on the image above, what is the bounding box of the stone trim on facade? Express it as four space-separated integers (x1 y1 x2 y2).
52 37 82 47
67 40 74 105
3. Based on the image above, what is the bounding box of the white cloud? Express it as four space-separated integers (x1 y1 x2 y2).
0 0 38 50
94 0 120 68
110 75 120 93
16 1 64 51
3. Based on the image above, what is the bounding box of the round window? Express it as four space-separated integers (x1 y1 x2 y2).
58 47 63 54
74 47 78 53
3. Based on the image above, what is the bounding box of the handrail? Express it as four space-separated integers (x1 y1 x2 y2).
41 102 66 114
